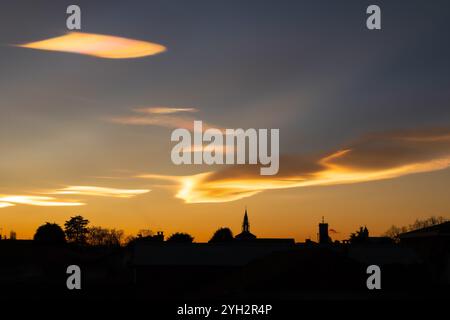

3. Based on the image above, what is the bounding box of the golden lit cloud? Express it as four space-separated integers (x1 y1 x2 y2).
138 127 450 203
0 202 15 208
49 186 150 198
0 195 84 207
0 186 149 209
17 32 166 59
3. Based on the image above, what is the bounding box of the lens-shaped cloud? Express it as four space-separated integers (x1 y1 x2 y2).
138 127 450 203
49 186 150 198
17 32 166 59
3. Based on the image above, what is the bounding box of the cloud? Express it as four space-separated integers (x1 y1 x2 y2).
0 186 150 209
0 195 84 207
109 115 199 129
49 186 150 198
0 202 15 208
17 32 166 59
134 107 198 114
138 127 450 203
109 107 218 130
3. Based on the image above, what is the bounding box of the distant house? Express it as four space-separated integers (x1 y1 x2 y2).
342 225 393 246
339 225 418 265
399 221 450 243
131 239 296 288
346 245 420 266
130 208 296 288
399 221 450 256
399 221 450 284
132 241 296 267
234 208 295 245
132 208 295 267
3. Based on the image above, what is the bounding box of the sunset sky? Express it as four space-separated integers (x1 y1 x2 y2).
1 0 450 242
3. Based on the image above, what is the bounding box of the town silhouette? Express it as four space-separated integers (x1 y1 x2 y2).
0 208 449 300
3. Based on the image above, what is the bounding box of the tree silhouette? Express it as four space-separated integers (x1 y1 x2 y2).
408 216 447 231
209 227 234 243
64 215 89 245
384 216 448 242
384 225 408 243
349 226 369 244
87 226 109 246
33 223 66 245
86 226 123 247
107 229 124 246
166 232 194 243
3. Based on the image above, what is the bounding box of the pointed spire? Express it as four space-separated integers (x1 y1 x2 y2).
236 206 257 240
243 207 250 232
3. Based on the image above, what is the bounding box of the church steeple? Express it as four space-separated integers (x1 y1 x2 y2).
235 206 256 240
242 207 250 233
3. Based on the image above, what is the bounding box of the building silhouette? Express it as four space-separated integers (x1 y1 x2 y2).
319 216 330 244
235 208 257 240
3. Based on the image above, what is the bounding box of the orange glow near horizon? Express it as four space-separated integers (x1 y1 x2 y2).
2 125 450 242
18 32 167 59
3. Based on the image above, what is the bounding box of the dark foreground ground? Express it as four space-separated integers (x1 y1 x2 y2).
0 240 449 302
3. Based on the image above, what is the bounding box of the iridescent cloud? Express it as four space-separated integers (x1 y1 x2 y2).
17 32 166 59
138 127 450 203
134 107 198 114
109 107 218 130
109 115 199 129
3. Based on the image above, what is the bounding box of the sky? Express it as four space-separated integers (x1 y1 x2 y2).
1 0 450 241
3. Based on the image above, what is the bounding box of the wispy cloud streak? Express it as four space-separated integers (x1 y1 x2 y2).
0 202 15 208
134 107 198 114
138 127 450 203
49 186 150 198
0 195 84 207
109 107 218 130
0 186 150 209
